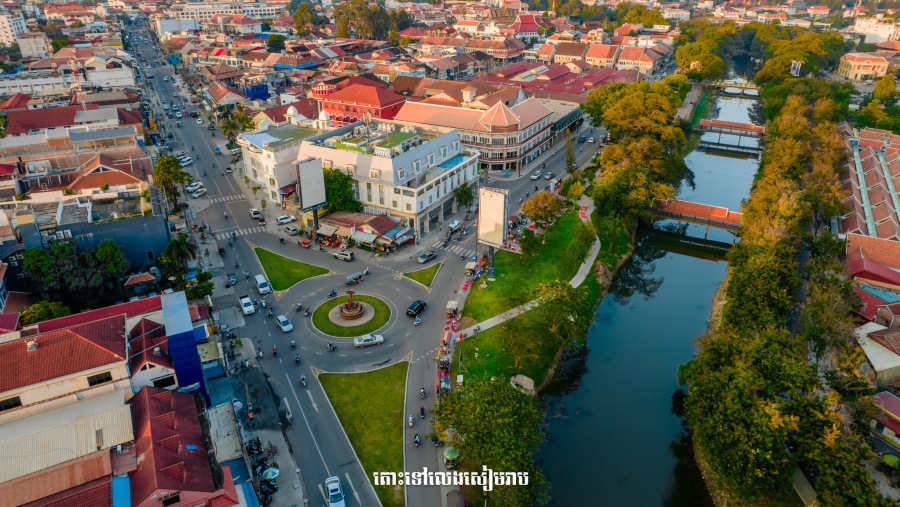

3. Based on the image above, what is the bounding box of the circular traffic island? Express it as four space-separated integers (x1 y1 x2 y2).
312 294 392 337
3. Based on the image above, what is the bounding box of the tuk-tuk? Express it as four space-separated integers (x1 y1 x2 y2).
464 262 476 277
176 121 182 128
446 300 458 317
299 237 311 248
346 272 363 285
217 243 225 256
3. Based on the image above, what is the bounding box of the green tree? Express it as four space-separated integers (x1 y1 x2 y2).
267 34 285 53
19 301 71 325
431 375 548 506
159 234 197 277
323 168 363 213
565 179 584 201
293 3 317 36
220 116 239 143
454 182 474 209
185 270 214 299
51 38 70 52
564 130 577 173
518 227 539 257
153 155 191 209
873 73 897 102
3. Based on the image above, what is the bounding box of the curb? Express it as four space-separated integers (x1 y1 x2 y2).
401 262 443 289
307 293 395 340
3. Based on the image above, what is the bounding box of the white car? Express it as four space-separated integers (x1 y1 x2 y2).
196 118 203 125
239 295 255 315
285 225 298 236
162 104 169 110
530 170 542 180
191 188 207 198
250 208 261 219
276 215 296 224
275 315 293 332
175 112 183 118
325 477 345 507
185 182 203 192
354 334 384 348
588 137 595 143
179 157 193 166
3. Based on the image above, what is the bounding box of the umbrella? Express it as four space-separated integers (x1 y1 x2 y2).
443 448 459 461
261 466 280 480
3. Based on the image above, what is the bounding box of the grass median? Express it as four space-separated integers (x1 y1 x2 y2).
254 248 328 291
320 362 408 507
312 294 391 337
403 262 442 287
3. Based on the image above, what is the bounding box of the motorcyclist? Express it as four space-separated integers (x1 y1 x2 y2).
272 346 277 356
420 406 425 418
295 354 300 365
328 289 336 297
223 212 228 219
419 388 426 398
414 316 421 326
408 415 414 427
290 340 296 349
414 434 420 446
300 374 306 386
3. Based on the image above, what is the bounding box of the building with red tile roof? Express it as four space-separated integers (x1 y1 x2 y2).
206 82 247 109
840 128 900 241
37 295 162 333
128 387 238 507
0 92 31 113
847 233 900 269
837 52 890 81
312 83 406 125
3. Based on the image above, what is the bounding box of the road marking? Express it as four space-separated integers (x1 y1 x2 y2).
310 367 327 378
306 390 318 413
285 372 331 476
345 472 361 505
283 398 292 420
317 483 327 503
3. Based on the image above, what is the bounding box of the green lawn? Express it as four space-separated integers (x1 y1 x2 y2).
464 209 587 322
403 262 442 287
312 295 391 337
254 248 328 290
320 362 408 507
454 271 603 385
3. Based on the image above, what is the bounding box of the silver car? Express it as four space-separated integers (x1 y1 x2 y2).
275 315 293 332
325 476 345 507
353 334 384 348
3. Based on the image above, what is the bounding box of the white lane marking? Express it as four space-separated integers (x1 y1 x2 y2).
285 372 331 476
283 398 292 421
306 390 318 413
318 483 327 502
345 472 361 505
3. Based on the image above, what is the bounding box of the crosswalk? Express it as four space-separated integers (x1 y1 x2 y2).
208 194 245 204
438 243 476 259
216 226 264 240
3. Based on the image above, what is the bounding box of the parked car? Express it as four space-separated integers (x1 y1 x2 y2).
275 315 293 332
250 208 261 219
418 251 436 264
180 157 193 166
354 334 384 348
239 295 255 315
185 182 203 192
226 272 236 285
276 215 296 224
191 188 207 198
334 250 355 261
406 300 426 317
531 170 542 180
285 225 298 236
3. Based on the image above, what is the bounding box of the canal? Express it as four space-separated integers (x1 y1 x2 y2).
540 92 760 505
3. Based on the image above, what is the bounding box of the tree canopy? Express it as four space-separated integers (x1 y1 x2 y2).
323 168 363 214
19 301 71 326
153 155 191 208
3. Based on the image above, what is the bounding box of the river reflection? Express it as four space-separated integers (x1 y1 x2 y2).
540 95 758 506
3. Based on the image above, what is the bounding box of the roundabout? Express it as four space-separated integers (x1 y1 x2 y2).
311 293 393 338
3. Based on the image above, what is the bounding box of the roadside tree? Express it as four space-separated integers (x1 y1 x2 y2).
873 74 897 102
153 155 191 208
518 227 539 257
521 191 562 228
454 182 474 210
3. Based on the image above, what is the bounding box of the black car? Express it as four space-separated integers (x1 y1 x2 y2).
406 300 426 317
259 216 266 226
578 135 586 143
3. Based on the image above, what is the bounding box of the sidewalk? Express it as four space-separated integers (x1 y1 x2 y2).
676 84 703 122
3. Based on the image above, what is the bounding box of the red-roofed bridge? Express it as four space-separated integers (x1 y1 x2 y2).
698 119 766 136
651 199 743 235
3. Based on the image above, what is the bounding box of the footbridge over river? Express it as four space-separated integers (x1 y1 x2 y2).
697 119 766 156
650 199 743 236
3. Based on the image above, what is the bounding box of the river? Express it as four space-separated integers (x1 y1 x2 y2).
540 93 760 506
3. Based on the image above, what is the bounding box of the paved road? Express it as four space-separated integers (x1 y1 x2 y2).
131 24 606 505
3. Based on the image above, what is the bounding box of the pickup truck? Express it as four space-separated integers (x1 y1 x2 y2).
239 295 255 315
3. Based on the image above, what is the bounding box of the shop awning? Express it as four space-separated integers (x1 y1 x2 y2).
375 237 392 245
279 183 296 195
316 224 337 236
351 230 379 244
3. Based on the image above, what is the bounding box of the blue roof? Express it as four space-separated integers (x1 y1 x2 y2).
111 476 131 507
242 482 261 507
860 284 900 303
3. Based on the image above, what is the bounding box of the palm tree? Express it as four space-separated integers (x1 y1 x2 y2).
232 104 254 131
221 116 239 143
159 235 197 275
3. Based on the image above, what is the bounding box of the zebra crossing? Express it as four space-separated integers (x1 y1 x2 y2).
439 243 476 259
216 227 263 240
208 194 245 204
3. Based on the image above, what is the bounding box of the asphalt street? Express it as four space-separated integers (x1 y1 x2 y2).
129 23 602 506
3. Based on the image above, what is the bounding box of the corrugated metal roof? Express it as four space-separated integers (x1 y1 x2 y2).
0 391 133 482
161 291 192 336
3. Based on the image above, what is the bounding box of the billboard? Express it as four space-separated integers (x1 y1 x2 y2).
296 157 327 211
477 187 509 249
790 60 802 77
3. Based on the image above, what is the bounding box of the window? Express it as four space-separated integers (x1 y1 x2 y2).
0 396 21 412
160 493 181 507
394 188 401 194
413 160 421 172
427 153 434 166
346 164 356 174
153 375 177 388
398 169 405 179
392 200 398 208
406 203 412 211
87 371 113 387
453 140 459 151
96 429 104 450
369 169 380 179
441 146 447 158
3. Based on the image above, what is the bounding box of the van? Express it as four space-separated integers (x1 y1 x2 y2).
229 148 242 156
254 274 271 295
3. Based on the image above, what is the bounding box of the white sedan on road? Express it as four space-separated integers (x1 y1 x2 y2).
353 334 384 348
275 315 293 332
196 118 203 125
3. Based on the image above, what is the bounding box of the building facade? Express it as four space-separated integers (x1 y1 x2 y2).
837 52 890 80
0 13 26 46
295 119 479 237
16 32 51 59
395 98 554 172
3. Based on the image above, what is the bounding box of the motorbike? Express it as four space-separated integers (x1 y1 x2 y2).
267 309 273 318
271 346 277 357
295 303 303 312
328 290 337 298
304 310 310 317
290 340 296 349
364 267 370 275
414 317 421 327
228 238 232 246
245 271 250 281
420 407 425 418
419 388 426 399
408 415 414 428
257 348 263 359
414 434 420 447
300 376 306 387
327 343 337 352
294 354 301 365
260 479 278 492
432 436 441 447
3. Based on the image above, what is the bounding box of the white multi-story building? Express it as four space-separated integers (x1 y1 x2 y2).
663 8 690 22
172 2 286 22
295 118 480 237
16 32 51 59
851 14 900 43
0 12 26 46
